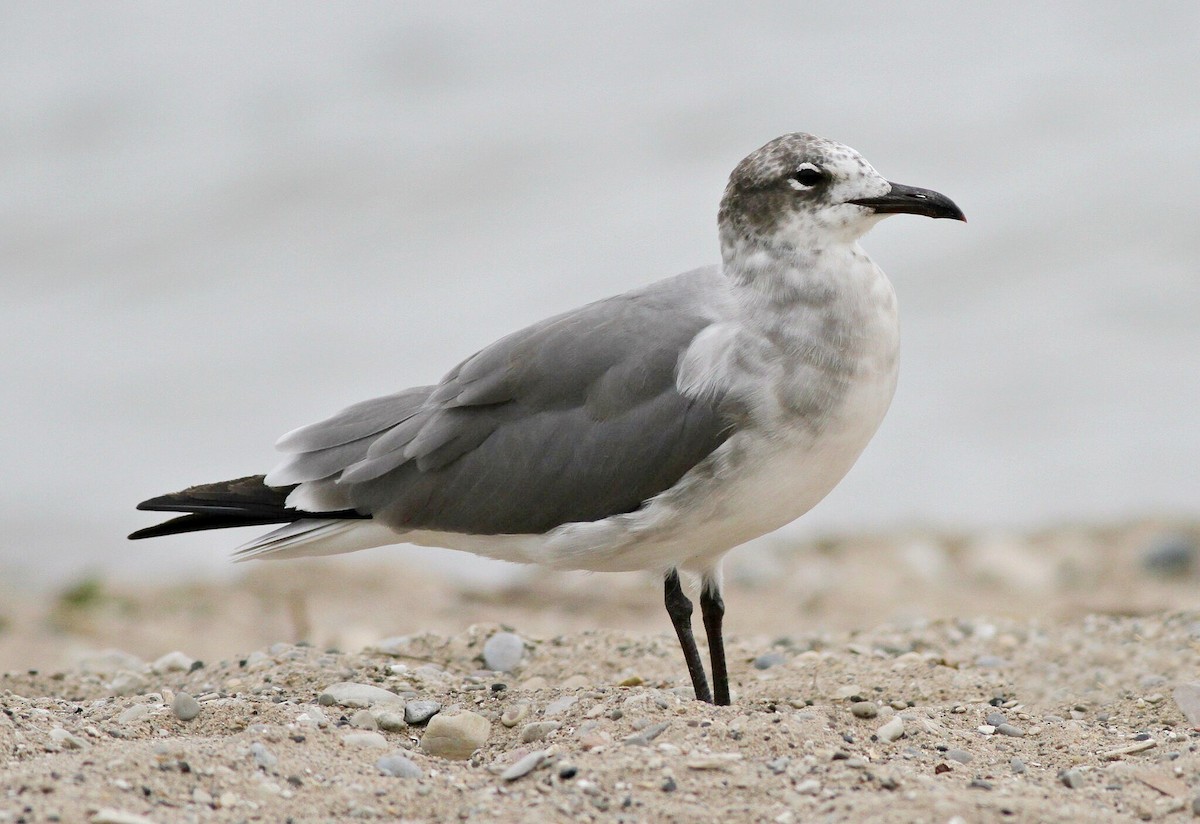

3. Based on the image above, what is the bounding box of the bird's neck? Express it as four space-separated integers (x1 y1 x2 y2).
719 231 875 309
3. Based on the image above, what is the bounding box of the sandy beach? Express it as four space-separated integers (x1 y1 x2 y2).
3 519 1200 822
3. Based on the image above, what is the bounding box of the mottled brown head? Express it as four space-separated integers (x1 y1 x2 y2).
719 133 964 249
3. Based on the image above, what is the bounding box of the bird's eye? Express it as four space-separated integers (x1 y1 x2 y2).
790 165 826 188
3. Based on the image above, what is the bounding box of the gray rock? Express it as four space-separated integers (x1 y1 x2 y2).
249 742 278 769
172 692 201 721
985 712 1007 727
753 652 786 670
624 721 669 746
421 711 491 760
1059 768 1084 789
500 702 530 727
946 749 972 764
319 682 402 709
107 671 148 698
404 700 442 725
501 749 548 781
851 701 878 719
377 752 422 778
372 708 408 732
1141 533 1197 578
483 632 526 672
519 721 560 743
1173 683 1200 727
996 723 1025 737
876 715 904 743
1011 757 1027 774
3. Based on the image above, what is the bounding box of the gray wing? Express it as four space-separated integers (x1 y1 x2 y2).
269 267 735 535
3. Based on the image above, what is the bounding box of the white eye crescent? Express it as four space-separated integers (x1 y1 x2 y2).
788 163 826 190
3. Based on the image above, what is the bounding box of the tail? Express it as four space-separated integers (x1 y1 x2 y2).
128 474 369 540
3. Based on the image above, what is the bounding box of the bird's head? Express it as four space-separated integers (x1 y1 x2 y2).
719 133 965 250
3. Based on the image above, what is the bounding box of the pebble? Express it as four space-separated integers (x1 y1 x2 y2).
876 715 905 743
544 695 578 716
1172 683 1200 727
851 701 878 719
1060 768 1085 789
116 705 151 726
977 724 996 735
107 672 148 698
1010 757 1026 774
296 706 328 728
249 742 278 769
946 749 972 764
624 722 669 746
376 753 422 778
342 732 389 750
151 651 195 674
519 721 560 743
350 709 379 730
49 728 88 749
796 778 821 795
996 723 1025 737
501 749 548 781
319 682 403 709
172 692 201 722
753 652 786 670
1140 533 1196 577
91 810 157 824
501 702 530 727
371 707 407 732
686 753 743 770
482 632 526 672
985 712 1007 727
404 701 442 725
421 711 491 760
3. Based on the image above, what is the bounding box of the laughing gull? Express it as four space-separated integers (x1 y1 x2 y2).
131 133 964 705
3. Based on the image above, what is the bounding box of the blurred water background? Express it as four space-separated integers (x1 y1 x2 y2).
3 2 1198 587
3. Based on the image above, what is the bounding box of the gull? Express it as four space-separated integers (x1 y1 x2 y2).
131 133 964 705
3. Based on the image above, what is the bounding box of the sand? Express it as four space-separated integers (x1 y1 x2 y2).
2 518 1199 823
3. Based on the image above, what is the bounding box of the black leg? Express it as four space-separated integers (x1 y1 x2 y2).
664 568 713 703
700 576 730 706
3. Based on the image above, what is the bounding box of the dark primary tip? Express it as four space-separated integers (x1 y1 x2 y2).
850 182 966 222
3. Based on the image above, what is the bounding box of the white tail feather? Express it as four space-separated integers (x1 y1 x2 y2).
234 519 401 562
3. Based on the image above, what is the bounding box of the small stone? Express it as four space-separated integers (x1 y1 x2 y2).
519 721 560 743
421 711 491 760
1192 795 1200 816
977 724 996 735
661 776 677 792
151 651 195 674
342 732 388 750
500 702 530 727
49 728 87 749
969 779 993 790
985 712 1007 727
851 701 878 719
296 706 327 728
1060 768 1084 789
1010 757 1027 774
371 708 407 732
319 682 402 709
249 742 278 769
996 723 1025 737
501 749 548 781
1141 533 1196 578
107 671 148 697
116 705 151 726
753 652 786 670
946 749 972 764
766 757 789 775
350 710 378 730
796 779 820 795
544 695 578 716
193 787 213 805
618 675 644 687
376 753 422 778
624 722 669 746
876 715 904 743
404 701 442 725
172 693 201 722
686 753 743 770
482 632 525 672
